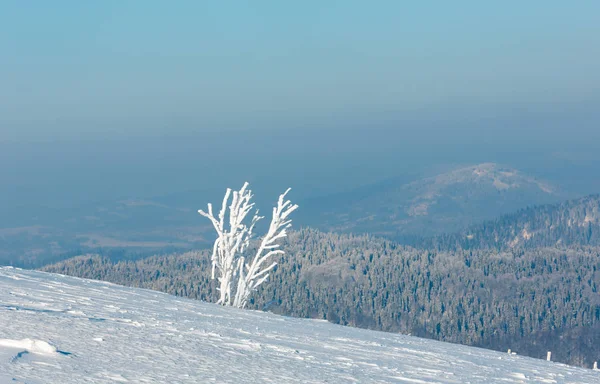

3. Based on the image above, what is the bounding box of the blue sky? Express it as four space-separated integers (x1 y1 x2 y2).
1 1 599 140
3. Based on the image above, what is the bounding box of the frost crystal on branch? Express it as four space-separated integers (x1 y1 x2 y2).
198 182 298 308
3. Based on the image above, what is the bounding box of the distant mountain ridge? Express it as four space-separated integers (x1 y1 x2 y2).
402 162 554 217
300 163 562 238
425 194 600 250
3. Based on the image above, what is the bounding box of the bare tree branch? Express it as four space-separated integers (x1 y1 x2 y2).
198 182 297 308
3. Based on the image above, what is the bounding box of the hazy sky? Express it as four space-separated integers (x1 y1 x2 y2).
2 1 600 141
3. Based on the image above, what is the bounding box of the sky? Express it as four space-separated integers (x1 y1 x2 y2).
1 1 600 264
1 1 600 141
1 1 600 213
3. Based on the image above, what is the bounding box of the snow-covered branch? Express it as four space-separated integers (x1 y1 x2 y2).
198 183 297 309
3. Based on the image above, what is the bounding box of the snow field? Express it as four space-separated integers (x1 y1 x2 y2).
1 267 598 383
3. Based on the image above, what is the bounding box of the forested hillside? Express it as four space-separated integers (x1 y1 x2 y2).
43 229 600 368
424 194 600 251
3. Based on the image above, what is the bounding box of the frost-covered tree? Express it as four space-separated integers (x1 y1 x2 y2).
198 182 298 308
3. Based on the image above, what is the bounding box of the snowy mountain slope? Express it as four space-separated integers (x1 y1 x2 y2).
0 268 598 384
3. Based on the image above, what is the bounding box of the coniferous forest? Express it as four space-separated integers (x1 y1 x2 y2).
43 195 600 368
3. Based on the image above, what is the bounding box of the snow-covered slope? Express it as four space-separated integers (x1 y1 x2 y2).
0 267 597 384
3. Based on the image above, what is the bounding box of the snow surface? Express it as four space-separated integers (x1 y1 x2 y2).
0 267 598 383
